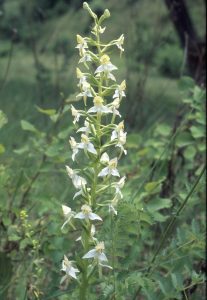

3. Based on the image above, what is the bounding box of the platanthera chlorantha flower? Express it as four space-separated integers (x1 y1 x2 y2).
113 80 126 99
71 105 81 124
66 165 87 189
78 134 97 155
83 241 107 262
98 156 120 177
69 137 79 161
88 96 112 114
61 205 75 230
79 53 92 64
61 255 79 281
77 119 91 134
76 34 88 56
115 34 125 53
76 67 87 87
95 54 117 81
110 98 121 117
75 204 102 221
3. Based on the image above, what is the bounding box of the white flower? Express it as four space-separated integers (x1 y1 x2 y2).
109 195 119 216
79 53 92 64
75 204 102 221
78 134 97 155
92 24 106 35
115 34 124 53
100 152 110 164
111 121 125 141
95 54 117 81
113 80 126 99
69 137 79 161
114 176 126 198
110 98 121 117
98 157 120 177
66 165 87 189
71 105 80 124
61 205 75 230
77 119 91 134
76 68 87 87
83 241 108 263
76 34 88 56
77 82 93 99
88 96 112 114
61 255 79 281
116 131 127 155
76 224 97 242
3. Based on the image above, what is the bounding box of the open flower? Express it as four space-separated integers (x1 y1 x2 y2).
114 176 126 198
88 96 112 114
109 98 121 117
69 137 79 161
66 165 87 189
113 80 126 99
111 121 125 141
61 255 79 281
76 34 88 56
83 241 108 262
115 34 124 53
61 205 75 230
76 68 87 87
79 53 92 64
98 157 120 177
109 195 119 216
78 134 97 154
95 54 117 81
77 119 91 134
71 105 81 124
75 204 102 221
116 131 127 155
77 82 93 105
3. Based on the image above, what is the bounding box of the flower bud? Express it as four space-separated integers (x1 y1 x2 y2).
83 2 97 19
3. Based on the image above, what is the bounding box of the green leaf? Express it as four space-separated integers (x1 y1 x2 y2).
144 181 162 194
36 106 56 116
190 125 205 139
0 144 5 154
176 132 194 147
147 198 172 212
183 145 197 160
21 120 37 132
13 145 29 154
155 124 171 137
0 110 8 129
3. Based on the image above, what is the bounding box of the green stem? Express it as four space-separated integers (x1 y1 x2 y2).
79 272 88 300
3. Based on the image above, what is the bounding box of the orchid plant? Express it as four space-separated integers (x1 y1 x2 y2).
60 2 127 298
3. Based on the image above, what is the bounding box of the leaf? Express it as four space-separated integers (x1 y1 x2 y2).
147 198 172 212
190 125 205 139
0 144 5 154
21 120 37 132
176 132 194 147
183 145 197 160
0 110 8 129
155 124 171 137
144 181 162 194
36 106 56 116
13 145 29 154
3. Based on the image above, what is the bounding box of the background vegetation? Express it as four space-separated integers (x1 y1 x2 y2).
0 0 206 299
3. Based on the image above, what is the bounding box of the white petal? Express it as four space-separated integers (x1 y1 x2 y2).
88 106 97 113
62 205 72 216
83 249 97 259
98 252 108 262
98 167 109 177
100 152 109 163
107 63 118 71
111 130 118 141
89 212 102 221
87 143 97 154
95 65 104 73
99 263 113 269
111 169 120 177
74 212 86 219
73 190 82 199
